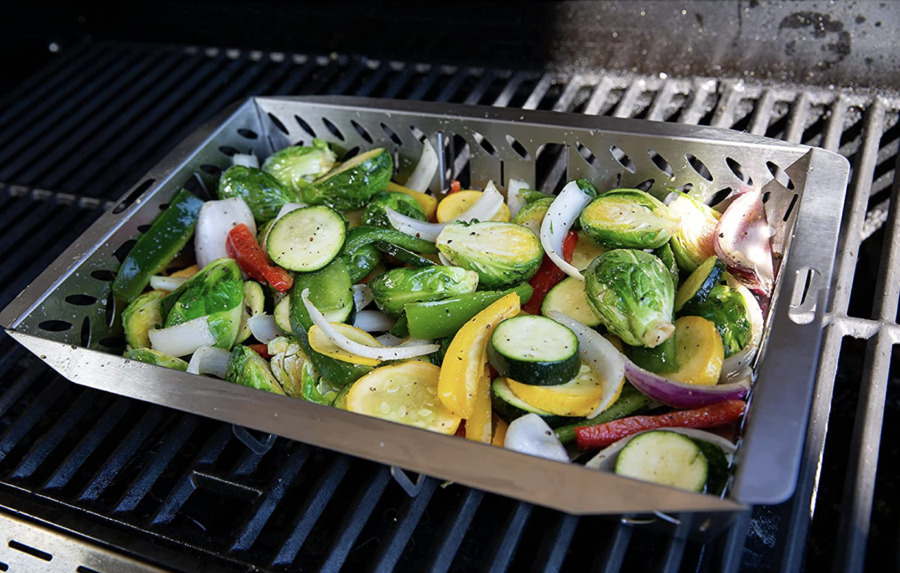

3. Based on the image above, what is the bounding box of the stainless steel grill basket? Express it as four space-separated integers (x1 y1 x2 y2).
0 96 849 535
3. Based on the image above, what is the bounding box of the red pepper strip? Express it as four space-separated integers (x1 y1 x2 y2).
574 400 747 449
522 230 578 314
455 420 467 437
248 344 272 359
449 180 462 194
226 224 293 293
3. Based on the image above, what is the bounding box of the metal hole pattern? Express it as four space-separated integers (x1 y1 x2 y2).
0 44 898 573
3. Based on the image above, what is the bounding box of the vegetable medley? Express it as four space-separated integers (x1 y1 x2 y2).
113 137 775 496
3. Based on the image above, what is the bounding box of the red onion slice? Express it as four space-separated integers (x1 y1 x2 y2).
714 188 774 297
624 358 750 409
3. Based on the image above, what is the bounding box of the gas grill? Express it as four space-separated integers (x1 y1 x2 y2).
1 4 899 572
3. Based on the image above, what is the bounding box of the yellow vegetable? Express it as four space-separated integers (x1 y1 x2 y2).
667 316 724 386
466 366 493 443
170 264 199 278
438 293 521 418
436 191 511 223
386 181 438 220
571 230 606 271
308 323 383 366
346 362 461 434
492 415 509 447
506 363 605 417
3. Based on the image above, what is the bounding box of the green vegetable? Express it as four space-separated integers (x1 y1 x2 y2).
290 323 372 388
584 249 675 348
579 189 677 250
615 430 708 492
389 315 410 338
262 139 337 193
226 345 285 394
363 191 427 228
374 241 435 268
541 276 600 327
681 284 752 358
218 165 298 222
667 192 721 273
406 283 533 340
488 315 581 386
289 259 354 331
628 334 679 373
123 348 189 371
554 384 654 444
369 266 479 317
693 439 729 495
267 205 347 272
436 221 543 290
654 242 681 290
511 197 553 235
300 361 340 406
343 225 438 257
674 256 726 313
491 377 571 428
112 189 203 302
520 189 556 203
302 148 393 210
122 290 165 349
431 336 453 367
161 258 244 350
236 280 265 344
268 336 307 398
342 244 382 284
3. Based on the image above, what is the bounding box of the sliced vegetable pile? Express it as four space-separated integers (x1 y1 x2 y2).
113 137 775 497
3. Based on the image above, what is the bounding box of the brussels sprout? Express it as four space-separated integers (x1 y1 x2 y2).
162 258 244 350
300 361 340 406
667 192 721 272
436 222 544 290
268 336 307 398
431 336 453 367
226 345 286 394
511 197 553 235
218 165 298 222
122 290 164 349
262 139 337 193
520 189 555 204
363 191 427 228
124 348 188 371
654 242 681 289
584 249 675 348
302 148 393 211
369 266 479 317
579 189 678 250
680 284 751 357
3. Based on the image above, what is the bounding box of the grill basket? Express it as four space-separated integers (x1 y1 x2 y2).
0 96 849 537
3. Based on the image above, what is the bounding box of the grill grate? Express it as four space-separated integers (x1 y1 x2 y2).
0 42 898 572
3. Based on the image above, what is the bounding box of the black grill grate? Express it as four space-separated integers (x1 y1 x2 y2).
1 42 899 573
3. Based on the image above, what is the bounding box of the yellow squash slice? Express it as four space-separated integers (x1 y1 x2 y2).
436 190 511 223
386 181 438 220
667 316 724 386
506 363 605 417
308 323 383 367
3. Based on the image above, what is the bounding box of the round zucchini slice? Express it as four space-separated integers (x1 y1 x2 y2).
614 430 709 492
541 276 601 327
266 205 346 272
488 315 580 386
674 256 725 313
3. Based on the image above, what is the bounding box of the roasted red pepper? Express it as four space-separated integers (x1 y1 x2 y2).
225 223 293 293
574 400 747 449
449 180 462 194
248 343 272 359
522 230 578 314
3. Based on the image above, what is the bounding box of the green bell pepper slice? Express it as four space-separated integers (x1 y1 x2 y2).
405 283 533 340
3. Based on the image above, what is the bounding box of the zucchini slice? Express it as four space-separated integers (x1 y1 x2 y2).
267 205 347 272
236 281 266 344
674 256 725 313
506 363 604 417
345 362 461 434
490 377 572 428
541 276 601 327
374 240 436 268
488 315 580 386
274 295 292 333
614 430 708 492
693 439 729 495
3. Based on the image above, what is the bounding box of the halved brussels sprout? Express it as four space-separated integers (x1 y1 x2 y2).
654 242 681 290
579 189 678 250
262 139 337 193
268 336 307 398
123 348 188 371
226 345 286 394
122 290 165 349
302 148 393 211
363 191 427 228
162 258 244 350
667 192 721 272
511 197 553 236
584 249 675 348
679 284 751 357
436 222 543 290
218 165 298 222
369 266 479 317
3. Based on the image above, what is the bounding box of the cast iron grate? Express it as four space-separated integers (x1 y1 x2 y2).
0 41 898 573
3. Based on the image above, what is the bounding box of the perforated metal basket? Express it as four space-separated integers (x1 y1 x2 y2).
0 96 849 534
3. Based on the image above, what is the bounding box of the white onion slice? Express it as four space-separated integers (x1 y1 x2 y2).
352 284 374 311
149 316 216 357
247 314 283 344
506 179 529 218
386 181 504 241
187 346 231 378
504 414 569 462
375 333 405 346
232 153 259 168
437 252 454 267
540 181 592 281
585 427 738 471
405 139 439 193
301 289 439 360
720 276 765 381
546 311 626 419
195 198 257 269
149 275 187 292
354 310 396 332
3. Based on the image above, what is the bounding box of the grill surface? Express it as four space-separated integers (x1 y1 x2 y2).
0 41 898 573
